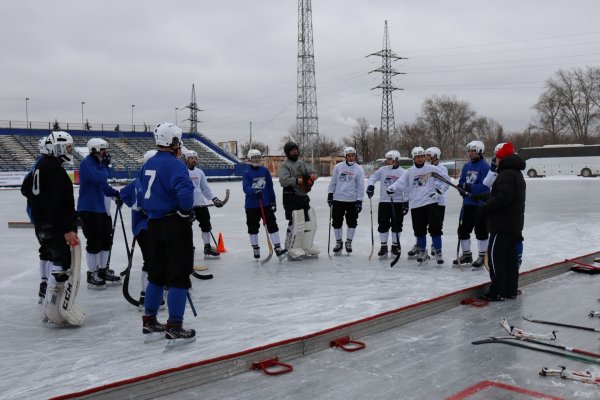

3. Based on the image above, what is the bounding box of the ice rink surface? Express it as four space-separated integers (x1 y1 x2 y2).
1 176 599 399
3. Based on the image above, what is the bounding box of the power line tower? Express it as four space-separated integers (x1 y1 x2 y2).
367 20 406 139
185 83 203 134
296 0 319 165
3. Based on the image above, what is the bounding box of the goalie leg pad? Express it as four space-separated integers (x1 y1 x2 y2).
52 244 86 326
288 210 305 258
43 286 67 326
302 208 319 255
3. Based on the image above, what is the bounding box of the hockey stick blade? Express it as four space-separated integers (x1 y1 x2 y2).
207 188 230 207
192 271 214 280
390 252 401 267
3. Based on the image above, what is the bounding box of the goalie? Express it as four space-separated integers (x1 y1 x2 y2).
24 131 85 326
278 142 319 259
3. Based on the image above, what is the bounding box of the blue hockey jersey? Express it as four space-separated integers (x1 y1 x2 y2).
458 158 490 206
77 155 119 213
242 165 276 209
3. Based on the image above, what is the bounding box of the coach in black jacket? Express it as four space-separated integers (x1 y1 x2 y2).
473 142 526 301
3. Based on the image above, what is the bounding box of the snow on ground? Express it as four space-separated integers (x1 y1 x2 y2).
0 176 599 399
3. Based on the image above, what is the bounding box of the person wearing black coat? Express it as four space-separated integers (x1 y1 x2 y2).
472 142 526 301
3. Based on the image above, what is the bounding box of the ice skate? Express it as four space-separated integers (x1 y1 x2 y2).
344 240 353 253
430 245 435 256
274 246 288 260
407 244 419 260
434 250 444 265
98 267 121 284
333 240 343 255
203 244 220 260
165 321 196 348
391 244 400 256
252 245 260 260
143 315 166 343
452 251 472 268
87 270 107 290
416 249 430 263
471 254 485 271
378 244 388 258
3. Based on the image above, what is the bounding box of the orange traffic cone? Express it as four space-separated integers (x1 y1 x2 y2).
217 232 227 253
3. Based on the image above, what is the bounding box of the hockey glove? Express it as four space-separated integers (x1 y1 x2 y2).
270 202 277 212
490 157 497 173
299 174 314 193
327 192 334 207
386 186 396 195
212 198 224 208
429 189 441 201
176 210 195 224
355 200 363 214
366 185 375 198
253 188 263 196
401 202 409 216
113 195 124 207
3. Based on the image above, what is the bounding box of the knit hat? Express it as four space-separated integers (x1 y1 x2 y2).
495 142 514 159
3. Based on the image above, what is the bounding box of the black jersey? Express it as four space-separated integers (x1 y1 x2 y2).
23 155 78 234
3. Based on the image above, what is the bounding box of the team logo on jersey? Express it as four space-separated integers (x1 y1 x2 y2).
383 175 399 187
466 171 479 184
253 177 266 189
339 171 354 182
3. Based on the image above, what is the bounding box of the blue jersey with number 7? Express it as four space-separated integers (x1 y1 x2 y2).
139 151 194 220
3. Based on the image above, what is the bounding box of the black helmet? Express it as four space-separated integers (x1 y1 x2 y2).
284 142 299 156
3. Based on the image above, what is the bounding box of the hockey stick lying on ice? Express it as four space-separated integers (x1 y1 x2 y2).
523 315 600 332
540 366 600 385
501 318 557 340
192 264 213 280
472 337 600 364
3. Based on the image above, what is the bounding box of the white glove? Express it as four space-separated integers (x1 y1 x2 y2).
429 190 441 201
386 187 396 195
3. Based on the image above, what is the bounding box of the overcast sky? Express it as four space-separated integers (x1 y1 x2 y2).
2 0 600 152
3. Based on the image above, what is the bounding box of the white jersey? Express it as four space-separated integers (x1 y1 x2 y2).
388 163 448 209
432 163 450 207
328 162 365 202
367 165 409 203
188 167 216 207
483 170 498 189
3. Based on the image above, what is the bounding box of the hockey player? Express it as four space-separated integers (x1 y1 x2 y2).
24 131 85 326
278 142 319 258
182 148 224 259
139 122 196 345
77 138 122 288
327 147 365 254
366 150 408 258
471 142 526 301
120 150 156 308
453 140 490 269
386 147 448 264
242 149 287 260
21 136 52 302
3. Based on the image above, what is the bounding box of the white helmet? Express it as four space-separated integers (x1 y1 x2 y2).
494 142 506 156
154 122 182 148
38 136 49 155
411 146 426 158
344 146 357 156
183 149 198 160
47 131 74 163
142 150 157 164
248 149 262 166
385 150 401 161
87 138 108 154
425 147 441 160
466 140 485 155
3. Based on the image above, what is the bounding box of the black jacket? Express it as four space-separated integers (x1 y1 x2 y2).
22 155 78 234
483 154 526 234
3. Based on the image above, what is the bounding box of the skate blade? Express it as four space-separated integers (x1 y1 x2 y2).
144 332 165 343
407 255 418 260
471 266 485 271
204 255 220 260
165 337 196 348
302 254 319 259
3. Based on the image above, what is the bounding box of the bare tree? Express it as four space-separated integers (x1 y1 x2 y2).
396 121 429 158
532 92 568 143
544 67 600 144
472 117 505 154
343 117 373 162
314 134 342 157
240 141 269 158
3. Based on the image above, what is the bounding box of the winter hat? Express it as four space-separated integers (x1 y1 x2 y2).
495 142 515 159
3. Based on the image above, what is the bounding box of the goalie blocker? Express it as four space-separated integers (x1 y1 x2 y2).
43 243 86 326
